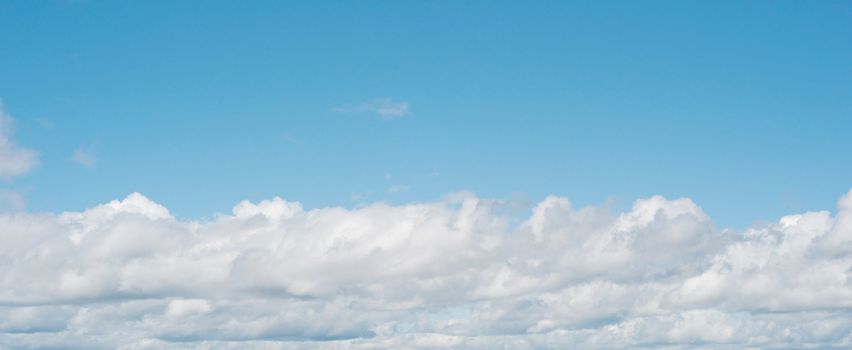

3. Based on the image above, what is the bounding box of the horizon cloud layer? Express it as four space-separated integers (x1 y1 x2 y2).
1 190 851 349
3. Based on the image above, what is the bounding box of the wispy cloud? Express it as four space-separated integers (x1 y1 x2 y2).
0 100 39 179
281 132 302 146
71 146 96 168
386 184 409 193
35 118 55 129
0 188 25 211
333 97 410 120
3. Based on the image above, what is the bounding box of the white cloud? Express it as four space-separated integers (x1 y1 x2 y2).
71 146 97 168
333 98 410 120
0 101 38 179
0 190 852 348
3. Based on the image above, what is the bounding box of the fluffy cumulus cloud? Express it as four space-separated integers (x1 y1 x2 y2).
0 102 38 179
1 190 852 349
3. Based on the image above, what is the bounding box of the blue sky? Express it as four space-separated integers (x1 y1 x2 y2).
1 0 851 228
4 2 852 349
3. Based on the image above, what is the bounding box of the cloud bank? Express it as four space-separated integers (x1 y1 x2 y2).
1 190 852 349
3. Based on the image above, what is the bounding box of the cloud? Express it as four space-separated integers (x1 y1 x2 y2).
0 189 25 211
1 190 852 348
280 132 302 146
333 98 410 120
34 118 55 129
387 184 409 193
0 101 38 179
70 146 96 168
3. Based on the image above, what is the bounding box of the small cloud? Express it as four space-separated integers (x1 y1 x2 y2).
387 184 409 194
0 100 39 180
281 132 302 146
350 190 372 202
333 97 410 120
71 146 96 168
35 118 55 129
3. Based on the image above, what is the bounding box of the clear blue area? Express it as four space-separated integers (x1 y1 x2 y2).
1 0 850 228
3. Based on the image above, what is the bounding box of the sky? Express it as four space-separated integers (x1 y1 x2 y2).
0 0 850 227
1 1 852 349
